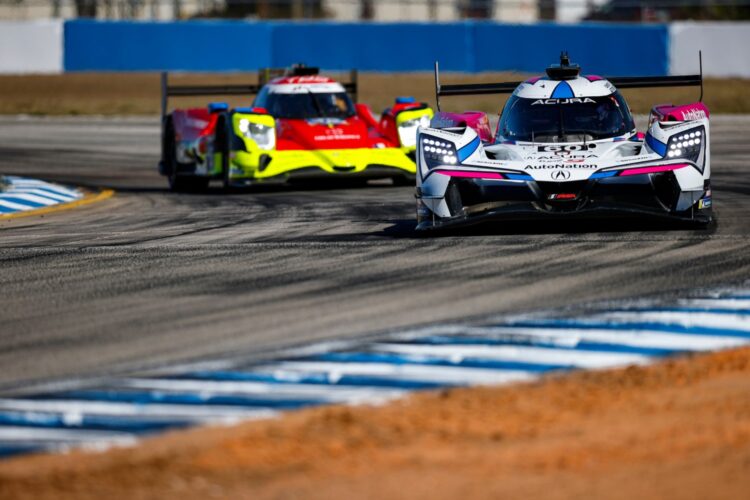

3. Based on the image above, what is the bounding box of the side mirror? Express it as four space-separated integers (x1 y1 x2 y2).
208 102 229 114
356 103 379 129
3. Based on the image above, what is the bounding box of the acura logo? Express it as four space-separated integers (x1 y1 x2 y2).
552 169 571 180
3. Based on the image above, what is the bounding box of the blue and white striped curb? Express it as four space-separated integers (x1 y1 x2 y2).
2 288 750 458
0 176 83 216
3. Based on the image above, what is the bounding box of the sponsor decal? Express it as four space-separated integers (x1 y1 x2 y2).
613 155 653 164
431 118 459 128
682 109 707 121
531 98 596 106
307 117 346 126
548 192 577 200
314 134 361 141
551 169 571 180
525 164 597 170
185 118 209 129
283 76 332 84
466 159 507 167
529 154 598 162
698 197 712 209
314 128 361 141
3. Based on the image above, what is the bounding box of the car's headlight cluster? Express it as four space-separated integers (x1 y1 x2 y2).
239 119 275 150
398 115 432 147
666 127 703 162
420 135 458 169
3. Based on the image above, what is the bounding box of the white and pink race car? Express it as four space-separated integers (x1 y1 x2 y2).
416 53 711 231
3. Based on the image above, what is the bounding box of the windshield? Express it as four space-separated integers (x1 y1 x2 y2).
497 93 634 143
257 91 355 119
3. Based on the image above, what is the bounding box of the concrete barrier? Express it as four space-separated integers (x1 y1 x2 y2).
670 22 750 78
0 20 63 74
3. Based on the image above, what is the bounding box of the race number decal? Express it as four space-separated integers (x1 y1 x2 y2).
537 144 590 153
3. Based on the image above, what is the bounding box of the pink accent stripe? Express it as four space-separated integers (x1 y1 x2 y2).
619 163 690 176
435 170 504 180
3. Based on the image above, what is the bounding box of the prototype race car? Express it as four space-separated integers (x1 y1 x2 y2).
158 65 433 191
416 53 712 231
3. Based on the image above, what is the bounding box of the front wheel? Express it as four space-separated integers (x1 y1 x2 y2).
215 120 233 191
392 175 415 187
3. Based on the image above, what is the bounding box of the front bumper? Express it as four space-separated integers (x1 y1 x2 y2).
416 173 712 231
229 147 415 183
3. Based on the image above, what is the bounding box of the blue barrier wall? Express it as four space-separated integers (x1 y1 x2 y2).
64 20 669 76
64 20 273 71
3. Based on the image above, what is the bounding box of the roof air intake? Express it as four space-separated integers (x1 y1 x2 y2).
546 52 581 81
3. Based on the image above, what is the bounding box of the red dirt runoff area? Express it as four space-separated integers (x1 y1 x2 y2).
1 347 749 500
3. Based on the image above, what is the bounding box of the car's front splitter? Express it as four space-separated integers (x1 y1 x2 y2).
228 165 415 186
231 147 416 181
415 200 713 232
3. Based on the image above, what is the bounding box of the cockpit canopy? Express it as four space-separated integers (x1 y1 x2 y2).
253 86 355 120
497 93 635 143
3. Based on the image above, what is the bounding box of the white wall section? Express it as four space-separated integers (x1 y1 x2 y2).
671 22 750 77
0 20 63 74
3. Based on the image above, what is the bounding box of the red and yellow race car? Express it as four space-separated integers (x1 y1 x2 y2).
159 65 433 191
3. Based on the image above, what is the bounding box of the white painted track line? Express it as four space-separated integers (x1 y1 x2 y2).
371 343 651 368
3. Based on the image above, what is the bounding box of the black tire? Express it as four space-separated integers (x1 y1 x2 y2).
170 176 209 193
216 117 232 191
392 176 414 187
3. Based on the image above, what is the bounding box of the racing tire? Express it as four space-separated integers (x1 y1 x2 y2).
392 176 414 187
217 118 233 192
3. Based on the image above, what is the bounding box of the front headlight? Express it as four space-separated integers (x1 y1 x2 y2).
420 134 458 169
398 115 432 147
666 126 703 163
238 119 275 150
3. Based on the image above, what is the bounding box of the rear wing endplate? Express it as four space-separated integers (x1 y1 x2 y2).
433 52 704 111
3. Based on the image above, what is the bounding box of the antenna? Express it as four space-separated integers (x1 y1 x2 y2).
560 51 570 67
350 68 358 103
434 61 441 112
699 50 704 102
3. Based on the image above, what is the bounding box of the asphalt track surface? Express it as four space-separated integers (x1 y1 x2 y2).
0 116 749 391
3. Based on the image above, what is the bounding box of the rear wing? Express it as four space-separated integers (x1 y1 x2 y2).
433 52 704 111
159 72 261 123
160 67 359 121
